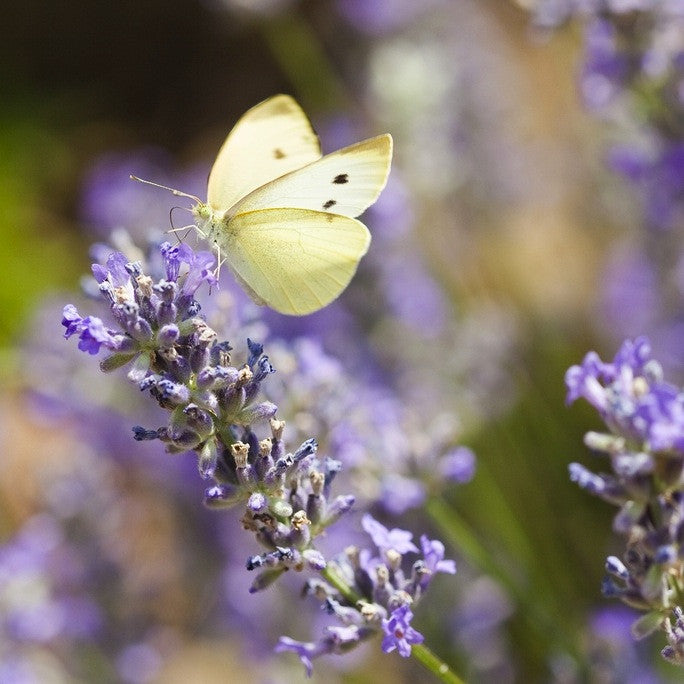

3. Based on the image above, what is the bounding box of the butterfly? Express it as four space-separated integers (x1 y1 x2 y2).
132 94 393 315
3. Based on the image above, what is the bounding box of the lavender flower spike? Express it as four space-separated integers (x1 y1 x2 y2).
277 513 455 674
566 338 684 666
63 235 460 678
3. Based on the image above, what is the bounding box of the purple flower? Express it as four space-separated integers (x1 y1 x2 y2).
62 306 123 355
420 536 457 581
160 241 217 295
663 606 684 666
379 474 426 514
361 514 418 554
601 245 660 341
275 636 318 677
336 0 444 36
609 143 684 231
275 625 371 677
61 304 84 338
566 337 684 451
580 18 628 111
92 251 131 288
439 446 476 483
381 604 424 657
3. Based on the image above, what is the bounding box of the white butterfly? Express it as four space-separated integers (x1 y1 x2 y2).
133 95 393 315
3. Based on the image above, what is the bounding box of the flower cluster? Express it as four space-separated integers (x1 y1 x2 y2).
531 2 684 366
566 336 684 663
276 514 455 675
62 242 456 675
0 514 101 681
533 1 684 231
62 242 277 464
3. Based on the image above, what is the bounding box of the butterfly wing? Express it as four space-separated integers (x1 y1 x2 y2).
222 208 371 315
207 94 322 211
228 134 393 219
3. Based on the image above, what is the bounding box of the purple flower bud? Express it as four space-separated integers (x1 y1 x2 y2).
239 401 278 425
157 324 179 348
323 495 355 526
204 483 240 508
247 492 268 512
605 555 629 579
61 304 83 338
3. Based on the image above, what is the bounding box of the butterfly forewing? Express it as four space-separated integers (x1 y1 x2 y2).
228 134 393 220
223 208 371 315
207 95 322 212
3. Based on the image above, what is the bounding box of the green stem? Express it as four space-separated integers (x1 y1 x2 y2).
411 643 466 684
425 496 578 662
321 564 362 605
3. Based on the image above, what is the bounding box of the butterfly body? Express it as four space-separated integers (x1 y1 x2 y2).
146 95 392 315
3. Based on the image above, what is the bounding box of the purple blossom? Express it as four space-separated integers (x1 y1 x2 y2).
92 251 131 288
336 0 445 36
420 536 457 581
379 474 427 514
381 604 424 657
160 241 217 295
439 446 476 483
566 337 684 451
275 625 372 677
61 306 123 355
580 18 628 112
361 514 418 555
567 338 684 662
275 636 318 677
609 143 684 231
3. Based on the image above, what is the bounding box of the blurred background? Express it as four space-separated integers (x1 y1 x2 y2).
1 0 682 682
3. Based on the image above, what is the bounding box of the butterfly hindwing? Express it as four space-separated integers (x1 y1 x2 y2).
228 134 393 220
207 95 322 212
223 208 371 315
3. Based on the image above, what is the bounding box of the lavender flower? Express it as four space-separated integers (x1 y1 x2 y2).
0 515 102 680
381 604 424 656
530 1 684 368
62 242 282 467
566 338 684 665
276 514 454 675
663 606 684 666
62 239 459 677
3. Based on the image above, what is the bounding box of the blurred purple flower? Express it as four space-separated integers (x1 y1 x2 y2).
609 143 684 231
601 244 659 339
580 18 628 112
439 446 476 483
337 0 445 36
79 149 205 241
361 514 418 555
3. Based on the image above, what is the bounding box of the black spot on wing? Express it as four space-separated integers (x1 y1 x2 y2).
333 173 348 184
273 148 286 159
323 199 336 210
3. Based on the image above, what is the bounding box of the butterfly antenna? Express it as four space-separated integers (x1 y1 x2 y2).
129 175 202 203
167 223 196 243
169 205 194 228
